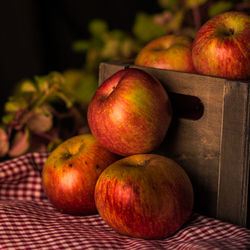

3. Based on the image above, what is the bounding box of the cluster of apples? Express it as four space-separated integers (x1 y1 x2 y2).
41 10 249 240
135 11 250 80
42 68 193 239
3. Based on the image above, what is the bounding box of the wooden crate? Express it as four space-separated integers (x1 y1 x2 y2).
99 61 250 228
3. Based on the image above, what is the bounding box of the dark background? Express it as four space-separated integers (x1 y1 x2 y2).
0 0 161 114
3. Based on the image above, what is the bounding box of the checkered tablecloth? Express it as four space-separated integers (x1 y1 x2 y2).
0 153 249 249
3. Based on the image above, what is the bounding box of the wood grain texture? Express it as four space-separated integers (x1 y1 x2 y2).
217 80 250 226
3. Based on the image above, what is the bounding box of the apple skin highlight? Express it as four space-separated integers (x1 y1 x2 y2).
42 134 118 215
192 11 250 80
135 35 196 73
87 68 172 156
95 154 194 239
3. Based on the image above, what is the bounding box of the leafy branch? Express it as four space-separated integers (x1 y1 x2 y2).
0 72 88 158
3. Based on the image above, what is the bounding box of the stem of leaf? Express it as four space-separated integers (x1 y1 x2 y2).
32 130 56 142
193 6 201 31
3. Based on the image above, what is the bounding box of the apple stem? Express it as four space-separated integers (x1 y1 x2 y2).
229 28 234 36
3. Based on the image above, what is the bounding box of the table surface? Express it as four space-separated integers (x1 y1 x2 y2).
0 152 249 250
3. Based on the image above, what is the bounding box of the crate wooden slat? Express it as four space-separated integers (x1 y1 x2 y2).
99 61 250 228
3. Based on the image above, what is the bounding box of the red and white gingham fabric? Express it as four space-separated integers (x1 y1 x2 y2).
0 153 250 249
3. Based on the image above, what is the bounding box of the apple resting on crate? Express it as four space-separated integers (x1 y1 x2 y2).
42 134 118 215
192 11 250 80
95 154 194 239
87 68 172 156
134 34 196 73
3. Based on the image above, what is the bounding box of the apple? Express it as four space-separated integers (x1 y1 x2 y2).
192 11 250 80
95 154 194 239
42 133 118 215
87 68 172 156
134 35 196 73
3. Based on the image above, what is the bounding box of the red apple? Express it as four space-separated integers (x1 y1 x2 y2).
95 154 194 239
42 133 118 215
134 35 196 73
192 11 250 80
87 68 172 156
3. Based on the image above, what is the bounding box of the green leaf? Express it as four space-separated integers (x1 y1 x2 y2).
4 99 27 113
47 72 65 89
63 69 85 89
29 72 69 109
5 101 21 113
133 12 165 43
185 0 207 8
101 39 120 59
88 19 108 38
19 80 36 93
208 1 233 18
72 40 90 52
74 74 98 104
34 72 62 93
164 10 184 33
35 76 49 92
158 0 179 10
109 30 127 41
55 91 74 108
2 114 14 124
120 38 139 59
